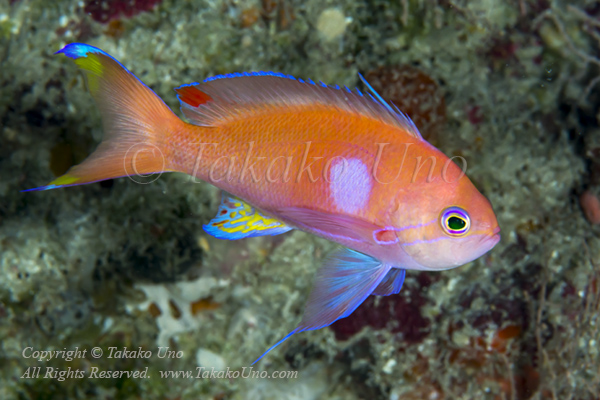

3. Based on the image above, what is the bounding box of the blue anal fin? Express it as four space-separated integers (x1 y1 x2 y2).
203 193 292 240
371 268 406 296
252 248 390 364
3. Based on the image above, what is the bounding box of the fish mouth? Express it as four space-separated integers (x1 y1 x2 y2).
487 226 501 247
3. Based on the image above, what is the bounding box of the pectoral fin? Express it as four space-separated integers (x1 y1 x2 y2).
252 248 390 364
279 206 384 243
204 193 292 240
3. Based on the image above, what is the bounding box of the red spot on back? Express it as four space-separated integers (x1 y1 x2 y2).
175 86 213 107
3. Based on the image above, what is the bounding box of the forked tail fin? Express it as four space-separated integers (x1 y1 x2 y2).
24 43 180 192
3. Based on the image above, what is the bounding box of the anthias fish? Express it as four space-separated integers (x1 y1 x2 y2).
27 43 500 364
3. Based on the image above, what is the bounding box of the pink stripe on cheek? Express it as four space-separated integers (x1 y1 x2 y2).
374 218 437 245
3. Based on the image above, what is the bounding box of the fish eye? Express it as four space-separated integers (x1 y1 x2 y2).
440 207 470 236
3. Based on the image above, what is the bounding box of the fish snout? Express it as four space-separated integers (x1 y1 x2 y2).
485 226 501 247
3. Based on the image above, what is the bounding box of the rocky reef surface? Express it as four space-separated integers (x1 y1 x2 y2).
0 0 599 399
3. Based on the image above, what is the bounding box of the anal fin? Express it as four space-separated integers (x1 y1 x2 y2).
203 193 292 240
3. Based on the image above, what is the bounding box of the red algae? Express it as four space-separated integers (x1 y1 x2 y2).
467 104 484 125
190 297 220 315
447 324 539 400
489 324 521 352
84 0 163 24
331 272 432 343
580 190 600 224
365 65 446 143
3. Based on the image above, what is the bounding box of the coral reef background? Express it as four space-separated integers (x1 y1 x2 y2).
0 0 599 399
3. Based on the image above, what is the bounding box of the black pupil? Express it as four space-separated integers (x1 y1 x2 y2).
448 216 466 230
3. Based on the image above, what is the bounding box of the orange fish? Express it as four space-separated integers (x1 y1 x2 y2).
26 44 500 364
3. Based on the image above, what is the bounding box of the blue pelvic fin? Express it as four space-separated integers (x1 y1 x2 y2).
203 193 292 240
252 248 390 364
371 268 406 296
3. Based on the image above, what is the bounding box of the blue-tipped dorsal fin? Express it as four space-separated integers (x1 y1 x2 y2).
357 73 422 139
252 248 391 364
173 71 424 140
203 193 292 240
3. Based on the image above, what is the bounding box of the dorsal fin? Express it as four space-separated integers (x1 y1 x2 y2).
173 72 423 140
